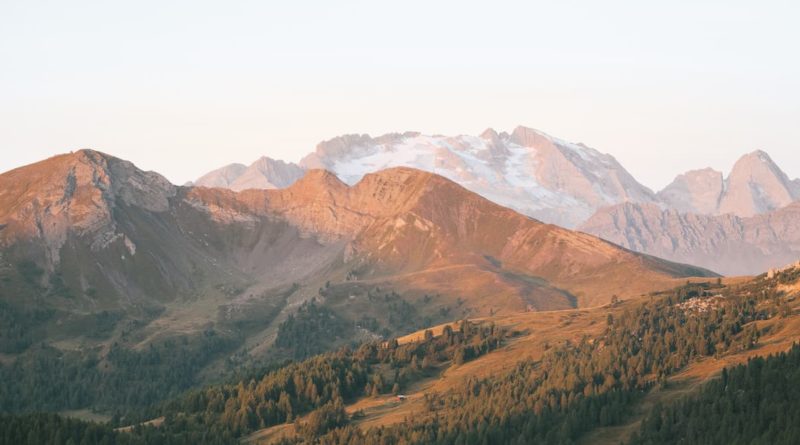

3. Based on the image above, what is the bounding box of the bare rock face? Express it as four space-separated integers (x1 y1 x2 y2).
580 201 800 276
582 150 800 276
0 149 175 266
658 168 724 214
657 151 799 218
718 150 799 217
231 157 305 191
194 157 304 191
192 163 247 188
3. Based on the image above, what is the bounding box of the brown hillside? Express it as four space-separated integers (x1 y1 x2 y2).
187 166 715 309
0 151 714 366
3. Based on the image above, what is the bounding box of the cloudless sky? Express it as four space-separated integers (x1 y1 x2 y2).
1 0 798 189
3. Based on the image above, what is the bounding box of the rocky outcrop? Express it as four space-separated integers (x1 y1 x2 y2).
718 150 800 217
194 157 304 191
583 150 800 276
658 151 799 218
767 260 800 279
657 168 724 214
580 201 800 276
192 163 247 188
0 149 175 266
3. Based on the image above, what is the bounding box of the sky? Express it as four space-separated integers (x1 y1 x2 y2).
1 0 798 190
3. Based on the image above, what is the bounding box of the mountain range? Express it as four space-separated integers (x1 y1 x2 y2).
0 149 710 369
196 126 658 229
192 157 305 191
580 201 800 276
2 147 798 445
657 150 800 216
195 126 800 275
582 150 800 275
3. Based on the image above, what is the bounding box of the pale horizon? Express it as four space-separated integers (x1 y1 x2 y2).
2 0 799 190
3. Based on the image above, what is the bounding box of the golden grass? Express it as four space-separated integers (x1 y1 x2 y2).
333 283 799 443
238 277 800 444
59 409 112 424
115 416 164 433
345 304 617 431
580 289 800 445
242 423 296 444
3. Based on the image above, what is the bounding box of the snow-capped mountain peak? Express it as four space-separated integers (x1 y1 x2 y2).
294 126 656 228
194 126 659 227
194 128 799 231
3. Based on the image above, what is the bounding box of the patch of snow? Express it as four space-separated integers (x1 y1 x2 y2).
124 236 136 255
320 130 656 227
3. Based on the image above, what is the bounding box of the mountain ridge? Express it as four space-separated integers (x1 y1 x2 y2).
656 150 800 218
195 127 799 229
0 150 713 334
189 164 714 306
191 126 800 278
194 156 304 191
197 126 660 228
580 201 800 276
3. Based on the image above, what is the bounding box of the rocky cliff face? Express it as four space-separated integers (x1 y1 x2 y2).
0 149 175 267
581 150 800 276
190 163 247 188
657 151 800 218
718 150 800 217
657 168 724 214
194 157 304 191
580 201 800 276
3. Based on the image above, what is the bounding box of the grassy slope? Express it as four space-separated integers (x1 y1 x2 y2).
580 296 800 445
242 273 800 444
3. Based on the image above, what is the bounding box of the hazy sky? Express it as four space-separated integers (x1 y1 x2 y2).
1 0 798 190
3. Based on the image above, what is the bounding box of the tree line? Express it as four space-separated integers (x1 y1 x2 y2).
1 273 796 444
629 343 800 445
276 279 792 444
